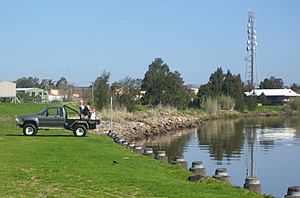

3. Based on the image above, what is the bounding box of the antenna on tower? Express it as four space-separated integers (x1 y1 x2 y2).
245 11 259 88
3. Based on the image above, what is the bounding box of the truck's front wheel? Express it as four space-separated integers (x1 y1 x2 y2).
23 124 38 136
73 125 87 137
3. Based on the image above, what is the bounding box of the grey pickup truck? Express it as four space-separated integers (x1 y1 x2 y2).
16 105 100 137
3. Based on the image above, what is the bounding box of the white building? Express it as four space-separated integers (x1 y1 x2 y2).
16 88 49 103
0 81 18 102
245 89 300 105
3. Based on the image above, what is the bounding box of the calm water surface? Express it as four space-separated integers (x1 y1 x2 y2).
144 116 300 198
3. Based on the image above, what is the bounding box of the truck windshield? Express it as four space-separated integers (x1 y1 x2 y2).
38 108 48 115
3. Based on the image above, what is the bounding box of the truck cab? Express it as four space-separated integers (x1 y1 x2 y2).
38 106 66 128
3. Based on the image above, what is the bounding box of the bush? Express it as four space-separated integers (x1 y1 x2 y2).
133 104 149 112
202 97 220 115
218 95 235 111
289 97 300 111
246 96 257 111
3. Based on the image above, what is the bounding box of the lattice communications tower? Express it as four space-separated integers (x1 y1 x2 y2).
246 11 259 87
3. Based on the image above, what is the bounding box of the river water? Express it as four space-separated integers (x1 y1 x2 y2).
144 116 300 197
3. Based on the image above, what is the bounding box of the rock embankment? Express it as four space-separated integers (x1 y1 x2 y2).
96 113 205 141
94 110 292 141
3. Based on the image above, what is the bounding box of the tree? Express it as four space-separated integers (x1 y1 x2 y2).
197 68 245 111
164 71 190 108
198 67 225 101
56 77 69 89
111 77 141 112
222 70 234 96
198 83 212 105
259 76 284 89
40 79 56 90
94 71 110 110
141 58 169 106
209 67 225 97
15 77 40 88
141 58 189 108
231 74 245 111
291 83 300 93
246 95 257 111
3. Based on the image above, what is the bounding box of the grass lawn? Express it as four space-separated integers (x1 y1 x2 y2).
255 105 284 112
0 103 262 197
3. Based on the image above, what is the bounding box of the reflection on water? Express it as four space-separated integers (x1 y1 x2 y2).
198 119 244 161
144 116 300 197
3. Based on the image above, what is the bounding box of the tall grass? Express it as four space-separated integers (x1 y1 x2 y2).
202 97 220 115
98 104 179 123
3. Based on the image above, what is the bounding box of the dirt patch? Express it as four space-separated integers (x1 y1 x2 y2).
0 115 14 121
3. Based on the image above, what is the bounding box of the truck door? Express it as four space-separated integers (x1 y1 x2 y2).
56 107 65 128
39 107 60 127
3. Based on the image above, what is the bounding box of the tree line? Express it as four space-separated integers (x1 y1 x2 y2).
15 58 300 112
15 77 70 90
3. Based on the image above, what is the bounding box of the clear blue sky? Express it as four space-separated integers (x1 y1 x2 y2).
1 0 299 87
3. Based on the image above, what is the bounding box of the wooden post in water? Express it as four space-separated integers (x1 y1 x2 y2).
171 156 188 170
116 137 125 144
127 142 135 150
143 147 154 158
243 176 261 194
122 140 128 146
213 168 231 183
155 151 168 163
133 145 143 154
189 161 206 176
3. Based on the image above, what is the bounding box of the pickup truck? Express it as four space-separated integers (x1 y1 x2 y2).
16 105 100 137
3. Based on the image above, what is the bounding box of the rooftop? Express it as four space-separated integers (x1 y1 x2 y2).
245 89 300 97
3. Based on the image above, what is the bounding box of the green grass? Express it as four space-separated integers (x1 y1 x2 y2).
0 103 262 197
255 105 284 112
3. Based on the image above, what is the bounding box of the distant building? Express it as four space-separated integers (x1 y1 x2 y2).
16 88 49 103
186 84 199 103
72 87 92 101
245 89 300 105
48 87 92 102
186 84 199 95
49 89 69 102
0 81 18 102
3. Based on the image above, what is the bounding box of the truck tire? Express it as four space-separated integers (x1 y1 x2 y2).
73 125 87 137
23 123 38 136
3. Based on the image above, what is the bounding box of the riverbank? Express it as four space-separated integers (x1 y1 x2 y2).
96 107 296 141
0 103 262 197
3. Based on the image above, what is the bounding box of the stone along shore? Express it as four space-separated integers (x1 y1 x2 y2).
96 113 205 141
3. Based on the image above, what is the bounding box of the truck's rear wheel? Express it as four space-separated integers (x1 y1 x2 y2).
23 124 38 136
73 125 87 137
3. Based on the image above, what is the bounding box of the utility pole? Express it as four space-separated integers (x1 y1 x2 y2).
90 81 94 102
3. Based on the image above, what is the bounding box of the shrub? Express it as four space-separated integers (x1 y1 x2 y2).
289 97 300 111
202 97 220 115
133 104 149 112
218 95 235 111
